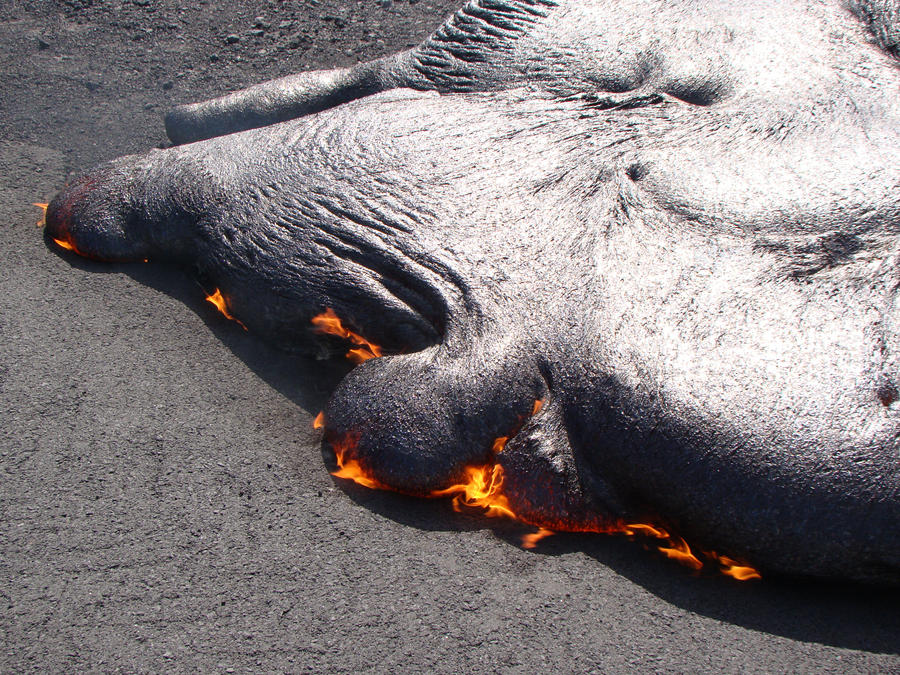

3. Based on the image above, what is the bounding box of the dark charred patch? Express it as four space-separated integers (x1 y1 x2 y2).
626 163 648 182
575 92 664 111
876 382 898 407
664 80 729 106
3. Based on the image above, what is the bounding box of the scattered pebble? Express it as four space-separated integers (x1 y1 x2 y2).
224 34 240 45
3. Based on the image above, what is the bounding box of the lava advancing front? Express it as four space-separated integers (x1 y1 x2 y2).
43 0 900 584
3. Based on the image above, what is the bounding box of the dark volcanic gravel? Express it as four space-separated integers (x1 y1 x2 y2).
1 1 899 671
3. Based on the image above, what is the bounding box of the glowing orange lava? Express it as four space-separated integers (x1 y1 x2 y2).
625 523 704 570
521 527 555 550
330 434 390 491
314 378 760 579
715 554 763 581
311 308 383 364
432 463 517 519
33 202 48 228
205 288 247 330
53 237 76 252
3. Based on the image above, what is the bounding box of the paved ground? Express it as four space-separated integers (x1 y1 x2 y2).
1 1 899 671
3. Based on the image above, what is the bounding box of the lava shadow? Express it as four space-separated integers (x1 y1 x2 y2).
330 473 900 655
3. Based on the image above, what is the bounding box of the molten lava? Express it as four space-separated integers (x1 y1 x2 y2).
311 308 383 364
624 524 704 570
33 202 48 228
715 554 763 581
308 313 760 580
205 288 247 330
431 464 517 519
329 434 390 491
53 237 77 252
521 527 555 550
35 202 81 254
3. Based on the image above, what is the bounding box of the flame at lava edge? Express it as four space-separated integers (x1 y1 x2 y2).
310 309 760 580
318 413 760 580
33 202 48 228
36 202 82 254
311 308 383 364
205 288 247 330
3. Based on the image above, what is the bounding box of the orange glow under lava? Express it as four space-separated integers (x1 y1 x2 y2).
431 463 517 519
53 237 77 252
33 202 48 228
320 416 761 580
312 310 761 581
330 433 391 491
311 308 383 364
205 289 247 330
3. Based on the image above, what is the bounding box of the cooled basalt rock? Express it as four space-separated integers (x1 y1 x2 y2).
45 0 900 583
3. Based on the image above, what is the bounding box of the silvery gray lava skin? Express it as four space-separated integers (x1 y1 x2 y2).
45 0 900 583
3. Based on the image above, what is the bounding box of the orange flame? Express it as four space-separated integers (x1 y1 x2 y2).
313 411 326 430
33 202 48 228
324 388 759 579
330 435 390 491
205 288 247 330
432 464 517 519
521 527 555 549
53 237 76 252
311 308 383 364
715 554 763 581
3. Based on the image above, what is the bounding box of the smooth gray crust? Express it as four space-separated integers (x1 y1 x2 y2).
46 0 900 583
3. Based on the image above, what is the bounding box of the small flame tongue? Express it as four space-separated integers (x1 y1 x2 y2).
33 202 48 228
311 308 383 363
205 289 247 330
714 555 763 581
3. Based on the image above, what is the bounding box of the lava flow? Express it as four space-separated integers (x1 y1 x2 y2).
205 288 247 330
311 308 383 363
35 202 78 253
33 202 48 228
320 417 761 580
313 310 761 581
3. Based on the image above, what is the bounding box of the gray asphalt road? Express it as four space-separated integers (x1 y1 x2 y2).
2 1 898 672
